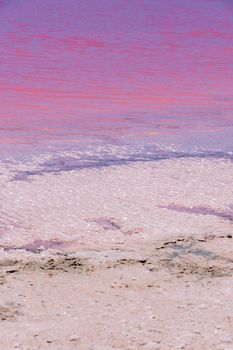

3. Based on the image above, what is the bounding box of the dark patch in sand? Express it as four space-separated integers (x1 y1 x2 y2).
0 239 73 253
164 261 230 278
85 217 143 236
0 255 151 278
191 248 217 258
38 257 86 272
0 234 232 281
85 217 121 231
124 227 144 236
154 235 233 278
0 274 6 284
158 204 233 222
0 303 21 321
11 151 233 181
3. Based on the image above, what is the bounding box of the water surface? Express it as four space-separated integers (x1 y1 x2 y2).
0 0 233 162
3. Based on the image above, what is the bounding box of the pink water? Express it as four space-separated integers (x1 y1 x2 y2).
0 0 233 161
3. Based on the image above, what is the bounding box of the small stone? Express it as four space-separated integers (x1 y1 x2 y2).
69 335 80 342
226 234 232 239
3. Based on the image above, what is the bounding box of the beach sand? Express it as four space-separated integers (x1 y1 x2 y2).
0 157 233 349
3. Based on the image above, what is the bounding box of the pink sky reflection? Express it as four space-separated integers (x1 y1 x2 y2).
0 0 232 152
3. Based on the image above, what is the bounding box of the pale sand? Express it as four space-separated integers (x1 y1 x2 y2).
0 157 233 349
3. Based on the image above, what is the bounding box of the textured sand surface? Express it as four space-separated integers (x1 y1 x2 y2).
0 157 233 248
0 158 233 349
1 234 233 350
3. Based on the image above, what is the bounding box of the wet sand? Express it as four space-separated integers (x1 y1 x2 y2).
0 157 233 349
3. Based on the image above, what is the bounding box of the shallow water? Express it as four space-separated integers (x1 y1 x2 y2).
0 157 233 253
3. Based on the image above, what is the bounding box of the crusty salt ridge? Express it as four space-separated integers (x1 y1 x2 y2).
0 157 233 349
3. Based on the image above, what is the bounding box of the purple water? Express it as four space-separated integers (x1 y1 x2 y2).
0 0 232 164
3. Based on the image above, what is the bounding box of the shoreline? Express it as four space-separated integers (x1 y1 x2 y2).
1 231 233 275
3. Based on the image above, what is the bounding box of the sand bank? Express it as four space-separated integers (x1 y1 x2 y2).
0 157 233 349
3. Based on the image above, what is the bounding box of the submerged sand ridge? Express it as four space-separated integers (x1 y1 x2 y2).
0 157 233 249
0 157 233 349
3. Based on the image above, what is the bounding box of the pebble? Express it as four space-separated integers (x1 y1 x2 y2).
69 335 80 342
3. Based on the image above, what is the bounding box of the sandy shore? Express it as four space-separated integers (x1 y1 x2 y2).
1 233 233 350
1 157 233 349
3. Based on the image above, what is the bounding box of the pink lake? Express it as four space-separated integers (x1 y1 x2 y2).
0 0 232 161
